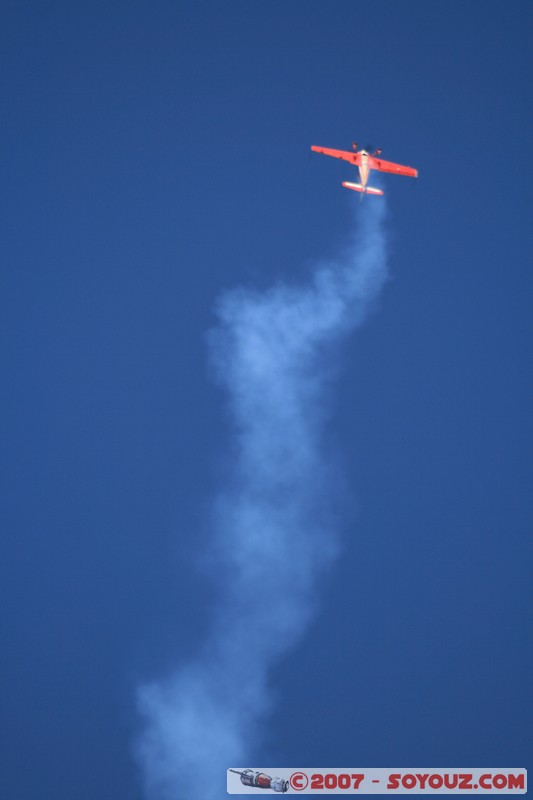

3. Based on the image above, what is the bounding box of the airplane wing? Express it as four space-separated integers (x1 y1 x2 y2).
311 145 361 166
371 156 418 178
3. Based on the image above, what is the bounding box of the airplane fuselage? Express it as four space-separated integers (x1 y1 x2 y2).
358 150 370 189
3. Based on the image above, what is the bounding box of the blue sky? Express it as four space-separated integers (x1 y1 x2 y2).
1 2 531 798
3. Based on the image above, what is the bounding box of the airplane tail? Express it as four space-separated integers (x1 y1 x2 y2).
342 181 384 196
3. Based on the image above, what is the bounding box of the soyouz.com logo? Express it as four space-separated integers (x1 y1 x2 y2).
227 768 527 794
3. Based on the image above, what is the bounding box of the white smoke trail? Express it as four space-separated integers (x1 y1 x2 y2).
137 200 388 799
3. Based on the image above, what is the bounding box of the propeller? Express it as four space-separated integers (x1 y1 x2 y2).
364 143 382 155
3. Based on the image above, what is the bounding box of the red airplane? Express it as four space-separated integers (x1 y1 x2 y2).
311 141 418 196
